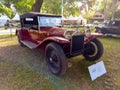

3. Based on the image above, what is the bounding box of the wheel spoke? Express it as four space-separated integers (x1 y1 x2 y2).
83 39 103 61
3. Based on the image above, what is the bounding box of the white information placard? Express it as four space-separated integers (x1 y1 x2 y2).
88 61 107 81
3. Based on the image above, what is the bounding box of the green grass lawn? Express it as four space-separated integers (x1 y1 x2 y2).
0 35 120 90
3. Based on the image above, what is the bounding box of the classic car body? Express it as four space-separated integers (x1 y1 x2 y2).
95 20 120 35
17 12 104 76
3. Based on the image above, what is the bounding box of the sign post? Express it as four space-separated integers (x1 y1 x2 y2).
9 20 12 39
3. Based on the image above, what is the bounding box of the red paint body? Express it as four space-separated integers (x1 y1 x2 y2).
17 26 103 54
16 12 104 76
17 12 104 57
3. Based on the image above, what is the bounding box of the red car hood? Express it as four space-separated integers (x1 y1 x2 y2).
40 27 67 37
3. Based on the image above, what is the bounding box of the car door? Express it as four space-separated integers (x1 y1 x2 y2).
104 21 120 35
108 21 120 35
113 21 120 35
28 29 47 43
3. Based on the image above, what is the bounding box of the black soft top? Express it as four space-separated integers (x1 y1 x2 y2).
20 12 62 18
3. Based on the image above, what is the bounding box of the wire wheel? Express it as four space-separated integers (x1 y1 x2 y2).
83 39 103 61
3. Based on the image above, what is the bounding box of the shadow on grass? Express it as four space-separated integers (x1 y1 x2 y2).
0 44 102 90
0 45 65 89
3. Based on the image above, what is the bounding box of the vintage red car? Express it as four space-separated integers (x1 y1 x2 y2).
16 12 104 76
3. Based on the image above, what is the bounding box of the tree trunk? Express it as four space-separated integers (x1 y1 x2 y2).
112 0 118 20
104 0 108 21
32 0 43 12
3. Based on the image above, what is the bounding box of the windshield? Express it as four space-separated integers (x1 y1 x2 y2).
39 16 62 27
109 21 120 26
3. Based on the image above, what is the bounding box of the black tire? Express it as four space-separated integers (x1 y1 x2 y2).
17 32 24 46
83 39 103 61
45 42 68 76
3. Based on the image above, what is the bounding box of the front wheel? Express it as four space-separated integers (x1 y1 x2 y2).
83 39 103 61
45 42 68 76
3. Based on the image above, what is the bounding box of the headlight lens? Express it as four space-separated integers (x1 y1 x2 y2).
64 30 74 39
85 30 91 36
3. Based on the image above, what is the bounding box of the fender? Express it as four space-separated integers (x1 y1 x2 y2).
36 36 70 48
84 33 104 44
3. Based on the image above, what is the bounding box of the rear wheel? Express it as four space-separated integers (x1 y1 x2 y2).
45 42 68 76
83 39 103 61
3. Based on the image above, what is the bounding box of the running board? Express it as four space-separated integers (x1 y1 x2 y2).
21 40 38 49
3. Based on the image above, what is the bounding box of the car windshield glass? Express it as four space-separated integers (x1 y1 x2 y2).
39 16 62 27
114 21 120 26
109 21 120 26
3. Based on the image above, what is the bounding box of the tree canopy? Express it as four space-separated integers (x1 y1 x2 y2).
0 0 120 20
0 1 15 18
0 0 36 18
42 0 61 15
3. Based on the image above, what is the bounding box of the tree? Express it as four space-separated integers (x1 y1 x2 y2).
79 0 97 20
111 0 120 19
0 0 43 15
14 0 34 14
0 0 36 19
63 1 80 17
82 10 94 20
97 0 120 20
32 0 43 12
114 10 120 19
41 0 80 16
0 2 4 14
0 1 15 18
42 0 61 15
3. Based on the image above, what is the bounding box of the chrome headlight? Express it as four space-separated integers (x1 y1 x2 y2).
64 30 75 39
85 29 91 36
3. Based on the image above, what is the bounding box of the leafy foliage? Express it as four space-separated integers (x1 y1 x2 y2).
97 0 120 19
79 0 97 20
0 0 101 19
0 2 4 14
82 10 95 20
63 1 80 17
42 0 81 16
42 0 61 15
3 7 15 19
14 0 34 14
0 0 120 20
97 0 104 12
114 10 120 19
0 0 34 18
0 1 15 18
